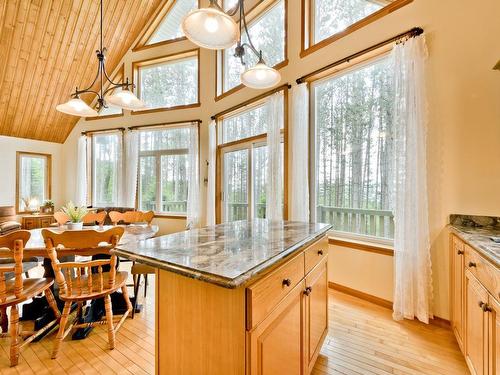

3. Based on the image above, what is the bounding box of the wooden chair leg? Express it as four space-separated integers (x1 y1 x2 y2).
52 301 71 359
44 288 61 319
0 307 8 333
9 305 20 366
104 294 115 350
132 274 141 319
24 271 29 278
144 274 148 297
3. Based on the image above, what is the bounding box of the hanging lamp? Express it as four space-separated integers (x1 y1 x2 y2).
182 0 281 89
56 0 145 117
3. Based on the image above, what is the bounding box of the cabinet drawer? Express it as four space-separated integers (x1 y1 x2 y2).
304 237 328 275
465 245 499 299
246 253 305 330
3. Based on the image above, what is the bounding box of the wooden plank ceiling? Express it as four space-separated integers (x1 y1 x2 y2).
0 0 163 143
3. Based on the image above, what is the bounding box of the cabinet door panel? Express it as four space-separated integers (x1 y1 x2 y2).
248 281 304 375
489 296 499 375
465 270 488 375
451 235 465 352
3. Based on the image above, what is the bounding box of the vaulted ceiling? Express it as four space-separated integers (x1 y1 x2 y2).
0 0 163 143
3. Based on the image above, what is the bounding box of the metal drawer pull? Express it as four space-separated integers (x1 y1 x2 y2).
282 278 291 287
468 261 477 268
304 286 312 296
457 250 464 255
317 250 324 256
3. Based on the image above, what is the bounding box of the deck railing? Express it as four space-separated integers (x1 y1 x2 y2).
317 206 394 239
225 203 267 220
141 201 187 213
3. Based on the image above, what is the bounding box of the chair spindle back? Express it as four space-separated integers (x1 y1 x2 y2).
82 211 107 226
0 231 30 301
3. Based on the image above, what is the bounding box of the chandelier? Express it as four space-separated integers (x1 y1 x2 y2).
56 0 145 117
182 0 281 89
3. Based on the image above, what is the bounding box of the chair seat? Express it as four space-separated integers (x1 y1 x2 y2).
59 271 129 301
0 278 54 308
131 263 155 275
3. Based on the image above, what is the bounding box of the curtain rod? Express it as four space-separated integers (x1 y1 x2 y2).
211 83 291 120
296 27 424 84
129 119 202 130
81 127 126 136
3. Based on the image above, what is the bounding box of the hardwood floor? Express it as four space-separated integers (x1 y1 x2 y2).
0 272 468 374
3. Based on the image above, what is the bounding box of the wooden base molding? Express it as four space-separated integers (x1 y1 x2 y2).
328 282 450 328
328 237 393 256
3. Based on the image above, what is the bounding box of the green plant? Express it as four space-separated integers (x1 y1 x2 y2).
43 199 54 208
61 201 88 223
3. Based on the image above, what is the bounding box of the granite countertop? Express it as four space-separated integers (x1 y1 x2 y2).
449 215 500 268
113 220 332 288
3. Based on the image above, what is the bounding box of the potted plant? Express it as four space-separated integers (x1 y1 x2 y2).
41 200 54 214
61 201 88 230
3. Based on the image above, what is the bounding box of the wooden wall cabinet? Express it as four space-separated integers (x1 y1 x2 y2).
451 234 499 375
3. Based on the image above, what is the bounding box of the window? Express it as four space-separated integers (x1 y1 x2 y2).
16 152 51 213
91 132 122 207
135 50 199 112
311 55 395 240
217 91 286 222
146 0 198 45
138 126 195 215
302 0 410 55
218 0 286 95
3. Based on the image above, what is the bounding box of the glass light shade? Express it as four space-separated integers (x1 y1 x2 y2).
240 62 281 89
105 89 146 111
56 98 98 117
181 7 238 50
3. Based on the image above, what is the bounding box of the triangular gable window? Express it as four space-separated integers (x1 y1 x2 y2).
146 0 197 45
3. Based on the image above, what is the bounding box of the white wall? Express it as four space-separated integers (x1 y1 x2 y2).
60 0 500 319
0 135 65 210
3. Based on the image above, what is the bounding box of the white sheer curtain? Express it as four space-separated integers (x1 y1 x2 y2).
206 120 217 226
122 130 139 208
75 135 87 207
391 35 433 323
266 93 283 221
186 123 200 229
290 83 310 222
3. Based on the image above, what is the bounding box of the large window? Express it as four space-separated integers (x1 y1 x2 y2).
311 55 394 240
217 91 285 222
135 50 199 111
302 0 410 55
91 132 122 207
138 126 195 215
16 152 51 213
219 0 286 95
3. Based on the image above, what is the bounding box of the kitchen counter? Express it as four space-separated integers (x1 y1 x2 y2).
113 219 331 288
449 214 500 267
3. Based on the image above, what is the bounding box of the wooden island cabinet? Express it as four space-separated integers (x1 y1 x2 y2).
450 232 499 375
114 220 331 375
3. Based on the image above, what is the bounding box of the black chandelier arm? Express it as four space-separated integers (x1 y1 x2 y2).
102 82 133 97
239 0 262 62
72 89 101 98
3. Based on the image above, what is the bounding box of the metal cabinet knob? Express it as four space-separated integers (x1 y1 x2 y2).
468 261 477 268
457 250 464 255
318 250 324 256
304 286 312 296
282 278 291 287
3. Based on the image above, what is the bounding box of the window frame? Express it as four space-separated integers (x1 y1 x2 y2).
215 85 289 223
308 52 395 246
16 151 52 214
136 122 199 218
215 0 288 101
300 0 412 58
132 0 199 52
132 49 201 115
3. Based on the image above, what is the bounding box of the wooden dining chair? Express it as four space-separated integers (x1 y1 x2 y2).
42 227 132 359
53 212 70 227
82 211 107 226
108 210 154 225
0 231 60 366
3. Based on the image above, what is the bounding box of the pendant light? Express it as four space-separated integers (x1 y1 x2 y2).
183 0 281 89
56 0 145 117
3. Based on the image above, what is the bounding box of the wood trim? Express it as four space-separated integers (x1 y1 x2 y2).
85 113 124 122
132 49 200 115
129 119 202 131
300 0 413 58
328 237 394 256
16 151 52 214
215 0 288 100
133 36 188 53
153 214 187 220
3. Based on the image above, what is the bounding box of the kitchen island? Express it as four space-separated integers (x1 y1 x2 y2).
114 220 331 375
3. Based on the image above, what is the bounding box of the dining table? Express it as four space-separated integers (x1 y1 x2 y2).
6 224 159 340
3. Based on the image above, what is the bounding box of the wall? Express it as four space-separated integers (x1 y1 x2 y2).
62 0 500 319
0 135 65 211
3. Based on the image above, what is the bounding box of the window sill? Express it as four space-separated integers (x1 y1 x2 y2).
328 236 394 256
153 213 187 220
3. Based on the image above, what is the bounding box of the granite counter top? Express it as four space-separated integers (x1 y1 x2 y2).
449 215 500 268
113 220 332 288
